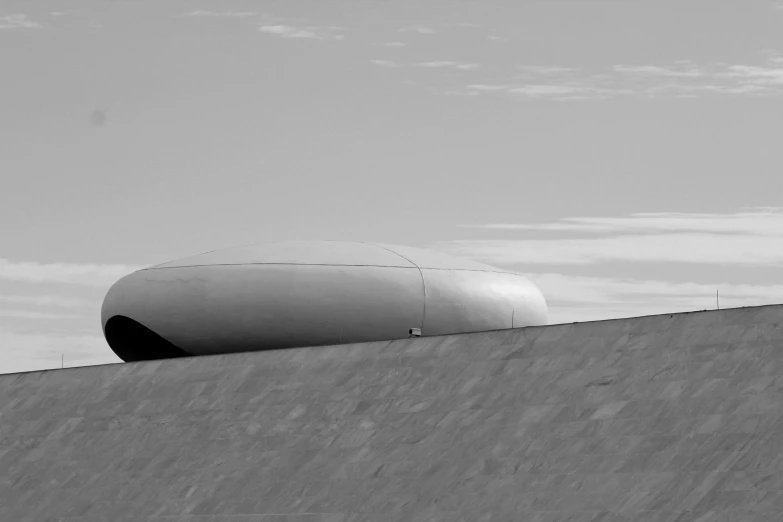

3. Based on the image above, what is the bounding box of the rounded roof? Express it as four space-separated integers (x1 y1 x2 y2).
146 240 512 273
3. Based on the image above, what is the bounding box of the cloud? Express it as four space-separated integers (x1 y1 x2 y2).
0 331 119 374
454 52 783 101
0 259 145 287
464 81 625 101
517 65 580 75
373 60 481 73
0 14 42 29
614 64 704 78
471 209 783 236
371 60 399 68
720 64 783 85
382 41 407 47
414 61 480 71
438 234 783 267
525 272 783 324
642 83 767 97
0 294 89 308
0 260 132 373
181 11 257 17
444 90 481 97
439 208 783 322
442 209 783 267
506 84 619 100
399 25 435 34
259 24 344 40
0 309 82 320
449 208 783 266
260 25 315 38
465 84 512 92
460 69 629 101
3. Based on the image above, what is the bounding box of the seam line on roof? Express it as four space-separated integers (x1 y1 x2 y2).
141 263 418 271
139 263 520 275
368 243 428 333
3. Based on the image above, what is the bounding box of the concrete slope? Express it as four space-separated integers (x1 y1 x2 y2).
2 305 783 521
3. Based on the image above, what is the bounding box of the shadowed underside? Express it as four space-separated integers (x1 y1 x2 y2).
103 316 190 362
3 304 783 521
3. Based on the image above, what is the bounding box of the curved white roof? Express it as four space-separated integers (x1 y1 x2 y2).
146 241 512 273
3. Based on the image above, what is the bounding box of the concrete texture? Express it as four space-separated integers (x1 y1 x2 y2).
3 304 783 521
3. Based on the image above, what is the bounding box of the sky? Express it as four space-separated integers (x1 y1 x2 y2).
2 0 783 374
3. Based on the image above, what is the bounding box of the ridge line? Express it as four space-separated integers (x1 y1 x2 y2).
367 243 427 334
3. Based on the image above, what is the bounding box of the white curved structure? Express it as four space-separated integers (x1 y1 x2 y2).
101 241 548 361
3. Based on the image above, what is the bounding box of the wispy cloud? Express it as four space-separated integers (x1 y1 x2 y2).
444 90 481 97
259 24 344 41
517 65 581 75
454 52 783 101
507 84 623 100
462 84 511 92
471 209 783 236
442 208 783 267
382 41 407 47
439 234 783 266
399 25 435 34
0 331 119 374
437 208 783 322
0 309 82 320
0 294 89 308
0 259 144 287
719 64 783 85
614 63 704 78
181 11 257 17
0 14 42 29
461 67 627 101
465 82 625 101
372 60 481 72
527 273 783 324
260 25 317 38
0 261 129 373
370 59 399 68
414 61 480 71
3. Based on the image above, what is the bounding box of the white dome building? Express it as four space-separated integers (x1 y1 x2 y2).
101 241 548 361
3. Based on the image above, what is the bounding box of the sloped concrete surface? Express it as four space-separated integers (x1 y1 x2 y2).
2 305 783 521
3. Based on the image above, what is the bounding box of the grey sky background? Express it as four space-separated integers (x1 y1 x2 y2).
2 0 783 373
